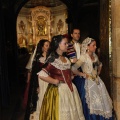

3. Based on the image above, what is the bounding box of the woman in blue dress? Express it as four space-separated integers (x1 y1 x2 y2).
71 37 113 120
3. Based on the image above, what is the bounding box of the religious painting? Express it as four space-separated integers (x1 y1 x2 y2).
36 16 47 36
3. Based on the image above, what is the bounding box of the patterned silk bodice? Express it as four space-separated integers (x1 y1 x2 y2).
41 57 73 91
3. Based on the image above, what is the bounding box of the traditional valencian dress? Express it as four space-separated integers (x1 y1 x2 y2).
72 53 113 120
37 57 85 120
29 56 49 120
24 55 48 120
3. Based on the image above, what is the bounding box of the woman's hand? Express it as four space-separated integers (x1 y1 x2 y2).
79 72 88 78
70 58 78 63
54 79 60 86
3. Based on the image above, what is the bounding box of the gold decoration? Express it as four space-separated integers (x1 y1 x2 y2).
18 35 27 47
57 19 64 33
36 16 47 36
18 20 26 33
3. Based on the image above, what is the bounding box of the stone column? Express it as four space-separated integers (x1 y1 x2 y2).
100 0 110 92
112 0 120 119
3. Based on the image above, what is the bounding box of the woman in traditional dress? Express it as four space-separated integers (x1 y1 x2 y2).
37 35 85 120
72 37 113 120
24 39 50 120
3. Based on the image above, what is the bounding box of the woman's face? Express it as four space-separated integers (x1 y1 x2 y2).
42 41 50 52
87 41 97 53
59 38 68 52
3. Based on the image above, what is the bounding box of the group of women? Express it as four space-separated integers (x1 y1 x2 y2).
23 34 114 120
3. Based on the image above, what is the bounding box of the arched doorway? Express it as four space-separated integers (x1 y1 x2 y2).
16 1 68 53
0 0 114 119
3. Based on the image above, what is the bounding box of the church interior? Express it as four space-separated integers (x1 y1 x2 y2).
0 0 120 119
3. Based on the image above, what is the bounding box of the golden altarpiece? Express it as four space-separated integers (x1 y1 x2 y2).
31 6 51 44
17 5 67 52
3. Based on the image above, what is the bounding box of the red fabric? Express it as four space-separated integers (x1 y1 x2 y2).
43 63 73 91
22 82 30 109
39 62 44 68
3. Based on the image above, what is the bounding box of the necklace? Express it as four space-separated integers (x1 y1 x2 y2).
58 54 63 57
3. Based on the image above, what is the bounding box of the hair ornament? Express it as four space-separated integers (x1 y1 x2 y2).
81 37 94 54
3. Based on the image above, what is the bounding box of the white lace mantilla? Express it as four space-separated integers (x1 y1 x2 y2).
85 77 113 119
80 53 98 74
51 57 71 70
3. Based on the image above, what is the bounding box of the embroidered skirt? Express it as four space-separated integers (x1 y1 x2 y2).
39 83 85 120
73 75 114 120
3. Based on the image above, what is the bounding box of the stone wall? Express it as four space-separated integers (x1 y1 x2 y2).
112 0 120 119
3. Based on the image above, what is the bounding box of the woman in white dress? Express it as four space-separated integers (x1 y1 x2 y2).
71 37 113 120
37 35 85 120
